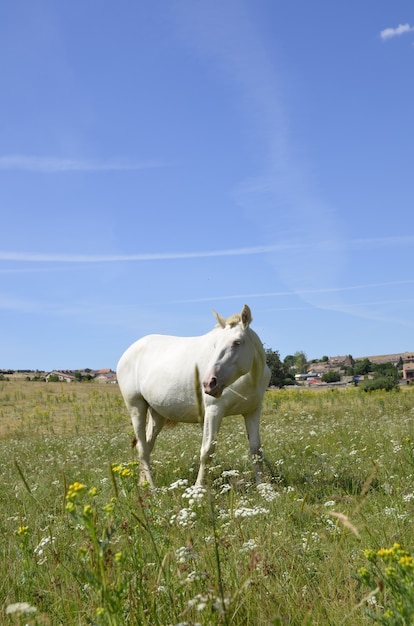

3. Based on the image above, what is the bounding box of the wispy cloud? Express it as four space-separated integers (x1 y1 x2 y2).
173 279 414 303
1 234 413 264
380 23 414 41
0 155 165 172
0 244 295 263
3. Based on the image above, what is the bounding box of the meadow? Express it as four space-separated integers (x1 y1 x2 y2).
1 380 414 625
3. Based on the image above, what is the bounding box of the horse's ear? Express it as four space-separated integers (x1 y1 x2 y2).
241 304 252 328
213 310 227 329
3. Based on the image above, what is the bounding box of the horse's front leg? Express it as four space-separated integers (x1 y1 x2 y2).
243 408 264 484
195 407 223 486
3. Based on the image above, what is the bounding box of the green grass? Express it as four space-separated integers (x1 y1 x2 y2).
1 381 414 624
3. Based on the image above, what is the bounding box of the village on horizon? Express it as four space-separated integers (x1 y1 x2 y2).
1 351 414 384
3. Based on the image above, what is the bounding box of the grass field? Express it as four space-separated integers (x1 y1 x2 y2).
1 380 414 625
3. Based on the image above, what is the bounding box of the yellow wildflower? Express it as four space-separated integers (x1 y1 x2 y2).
83 504 93 517
363 549 377 561
66 482 86 500
398 555 414 569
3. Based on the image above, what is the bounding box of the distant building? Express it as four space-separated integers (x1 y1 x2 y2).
46 370 76 383
403 363 414 382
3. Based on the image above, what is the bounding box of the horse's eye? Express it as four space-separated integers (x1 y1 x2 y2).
232 340 241 347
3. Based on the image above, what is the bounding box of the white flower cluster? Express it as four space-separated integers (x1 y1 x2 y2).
234 506 269 518
34 535 56 565
187 593 229 615
168 478 189 491
188 593 209 612
182 485 206 506
324 516 341 535
257 482 280 502
185 570 205 584
169 485 207 528
239 538 258 553
301 531 319 550
175 545 198 563
6 603 37 615
170 507 196 528
221 469 239 478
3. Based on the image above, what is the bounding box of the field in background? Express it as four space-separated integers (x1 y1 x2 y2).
1 381 414 624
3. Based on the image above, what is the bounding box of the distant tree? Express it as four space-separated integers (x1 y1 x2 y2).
48 374 60 382
283 355 296 370
321 355 329 362
354 358 372 376
372 362 400 383
266 350 294 387
294 351 308 375
75 371 82 382
321 370 341 383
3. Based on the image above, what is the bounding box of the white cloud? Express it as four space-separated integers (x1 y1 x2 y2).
1 234 413 265
0 155 165 172
0 245 288 263
380 23 414 41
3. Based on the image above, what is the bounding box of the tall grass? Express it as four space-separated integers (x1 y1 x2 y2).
1 381 414 624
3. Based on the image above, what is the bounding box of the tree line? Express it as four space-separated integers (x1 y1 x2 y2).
265 350 403 391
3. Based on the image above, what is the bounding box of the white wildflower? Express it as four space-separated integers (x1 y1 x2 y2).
170 508 196 528
182 485 206 506
257 482 279 502
325 516 341 535
220 484 231 494
34 535 55 565
185 570 206 583
234 506 269 518
240 539 258 553
212 596 229 615
221 469 239 478
301 531 319 550
324 500 335 507
168 478 189 491
188 594 209 611
175 546 197 563
6 602 37 615
384 507 396 516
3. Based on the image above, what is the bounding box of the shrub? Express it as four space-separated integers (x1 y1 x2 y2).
321 370 341 383
361 376 399 392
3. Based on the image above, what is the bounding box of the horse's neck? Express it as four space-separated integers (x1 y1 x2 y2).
247 329 266 386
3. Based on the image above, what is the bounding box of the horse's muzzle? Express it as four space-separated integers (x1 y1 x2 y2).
203 376 224 398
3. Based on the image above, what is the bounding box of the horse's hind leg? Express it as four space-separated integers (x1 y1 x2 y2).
127 396 154 486
243 409 264 484
146 408 166 454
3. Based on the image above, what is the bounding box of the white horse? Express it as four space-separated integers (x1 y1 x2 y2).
116 304 270 486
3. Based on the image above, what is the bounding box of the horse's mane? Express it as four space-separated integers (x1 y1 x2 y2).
247 327 267 386
226 313 242 327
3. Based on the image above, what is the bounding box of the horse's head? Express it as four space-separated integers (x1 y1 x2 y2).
202 304 255 398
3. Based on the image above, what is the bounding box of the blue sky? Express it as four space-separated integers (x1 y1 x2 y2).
1 1 414 371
